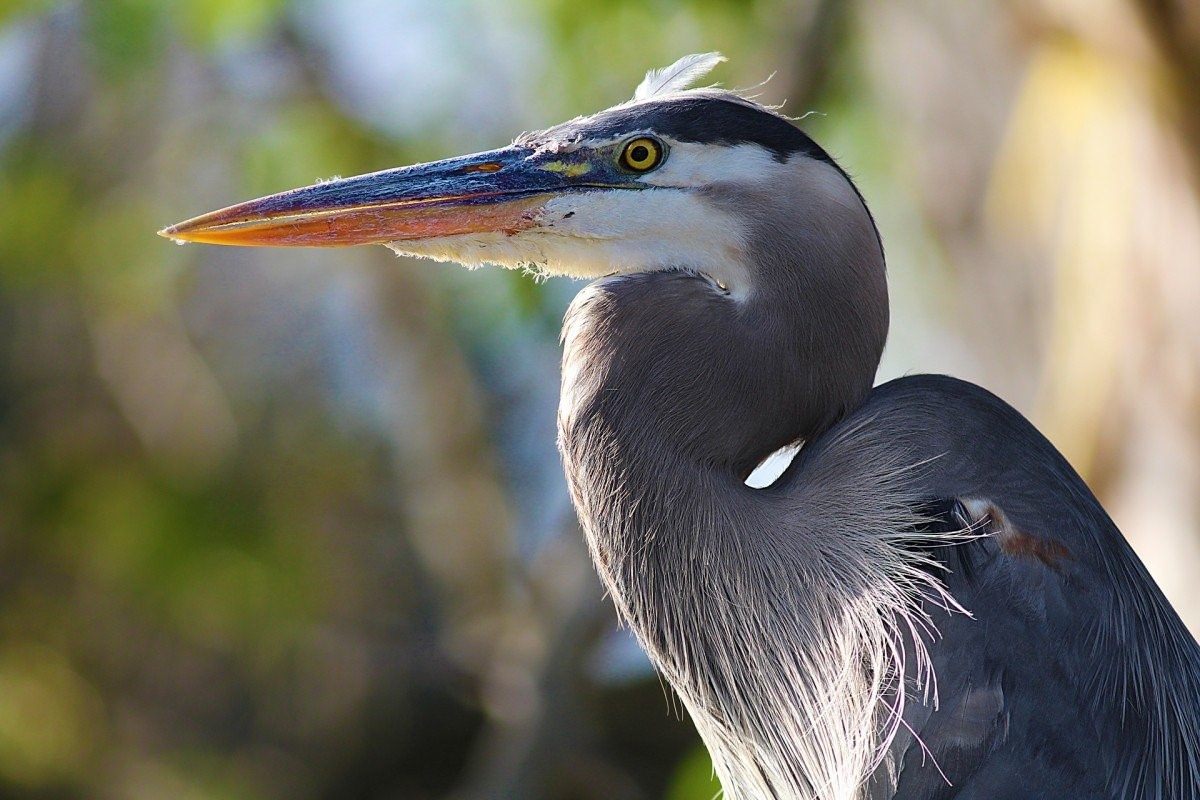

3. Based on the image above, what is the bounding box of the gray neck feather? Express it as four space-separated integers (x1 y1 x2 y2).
557 161 950 799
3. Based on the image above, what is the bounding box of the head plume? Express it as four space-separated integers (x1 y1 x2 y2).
633 52 727 101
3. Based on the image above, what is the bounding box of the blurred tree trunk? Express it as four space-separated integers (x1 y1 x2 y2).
1136 0 1200 184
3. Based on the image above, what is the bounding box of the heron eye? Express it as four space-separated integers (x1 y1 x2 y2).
619 137 664 172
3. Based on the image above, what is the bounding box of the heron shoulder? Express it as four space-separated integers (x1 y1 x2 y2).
827 374 1200 800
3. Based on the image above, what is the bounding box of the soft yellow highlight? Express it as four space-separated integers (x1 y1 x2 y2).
540 161 592 178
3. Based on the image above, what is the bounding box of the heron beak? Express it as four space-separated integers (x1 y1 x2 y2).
158 147 601 248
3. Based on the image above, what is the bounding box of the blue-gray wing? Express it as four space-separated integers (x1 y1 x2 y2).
849 377 1200 800
883 499 1112 799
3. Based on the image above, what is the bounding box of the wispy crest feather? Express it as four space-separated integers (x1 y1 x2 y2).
634 52 727 101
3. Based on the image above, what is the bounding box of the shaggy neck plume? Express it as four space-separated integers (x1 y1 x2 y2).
555 220 946 799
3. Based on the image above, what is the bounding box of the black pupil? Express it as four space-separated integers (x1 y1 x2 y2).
630 144 650 164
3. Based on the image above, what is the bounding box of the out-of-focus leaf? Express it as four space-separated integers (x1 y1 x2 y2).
0 0 56 27
665 745 722 800
84 0 165 80
0 642 103 789
179 0 285 51
0 147 78 285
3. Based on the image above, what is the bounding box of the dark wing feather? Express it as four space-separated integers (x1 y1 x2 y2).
847 376 1200 800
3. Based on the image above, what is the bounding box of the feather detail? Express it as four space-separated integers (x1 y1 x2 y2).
633 52 727 101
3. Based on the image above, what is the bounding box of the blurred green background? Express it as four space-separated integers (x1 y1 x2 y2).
1 0 1198 797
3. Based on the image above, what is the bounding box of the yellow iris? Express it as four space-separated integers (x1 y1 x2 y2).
620 137 664 172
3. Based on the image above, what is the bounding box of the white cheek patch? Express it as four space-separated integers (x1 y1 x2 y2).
389 188 752 298
538 189 748 279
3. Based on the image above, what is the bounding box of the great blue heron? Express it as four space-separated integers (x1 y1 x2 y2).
162 54 1200 799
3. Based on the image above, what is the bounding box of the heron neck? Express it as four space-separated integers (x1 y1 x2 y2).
555 264 918 799
557 279 939 800
557 272 781 609
559 374 752 609
556 266 882 628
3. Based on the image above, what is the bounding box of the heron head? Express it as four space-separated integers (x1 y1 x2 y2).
160 54 880 303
